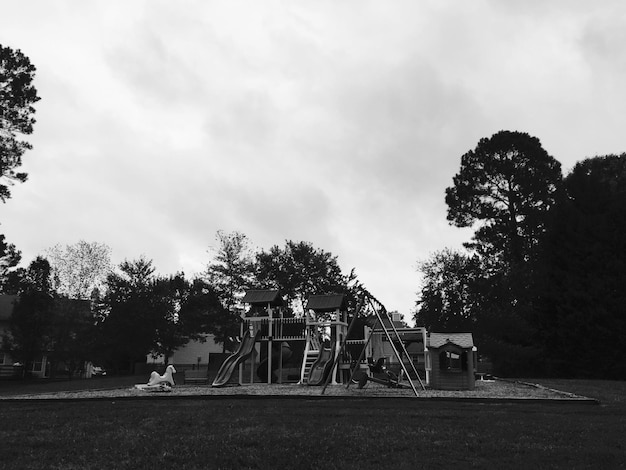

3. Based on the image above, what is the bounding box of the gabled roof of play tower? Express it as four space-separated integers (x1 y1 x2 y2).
242 289 284 306
305 294 347 312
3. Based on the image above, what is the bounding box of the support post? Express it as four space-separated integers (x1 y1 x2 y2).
369 298 421 396
267 303 272 385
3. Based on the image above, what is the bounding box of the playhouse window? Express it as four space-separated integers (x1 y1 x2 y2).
439 351 463 371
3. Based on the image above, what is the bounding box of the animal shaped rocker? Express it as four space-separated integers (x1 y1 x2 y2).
135 364 177 392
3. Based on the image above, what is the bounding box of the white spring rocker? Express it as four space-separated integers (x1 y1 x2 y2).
134 365 176 392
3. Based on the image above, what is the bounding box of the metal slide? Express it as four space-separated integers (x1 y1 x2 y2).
211 330 259 387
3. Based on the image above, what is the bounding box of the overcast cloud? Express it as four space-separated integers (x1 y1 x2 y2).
1 1 625 318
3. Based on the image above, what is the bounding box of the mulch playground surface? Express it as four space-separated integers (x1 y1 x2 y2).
0 376 598 403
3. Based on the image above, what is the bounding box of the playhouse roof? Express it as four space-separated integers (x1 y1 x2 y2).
242 290 284 307
428 333 474 349
305 294 347 312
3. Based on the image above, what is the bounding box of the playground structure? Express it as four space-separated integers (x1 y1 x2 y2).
212 289 442 395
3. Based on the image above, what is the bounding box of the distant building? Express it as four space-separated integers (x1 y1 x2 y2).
0 294 92 379
0 295 20 378
146 335 225 370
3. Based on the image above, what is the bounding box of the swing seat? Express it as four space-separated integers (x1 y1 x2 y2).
368 358 386 374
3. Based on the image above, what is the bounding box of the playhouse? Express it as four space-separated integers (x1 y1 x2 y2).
425 333 476 391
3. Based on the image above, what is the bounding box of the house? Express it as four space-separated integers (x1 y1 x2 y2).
425 332 476 390
367 312 427 370
0 293 92 379
146 334 226 371
0 295 21 378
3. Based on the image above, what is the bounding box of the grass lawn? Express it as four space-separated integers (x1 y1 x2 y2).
0 378 624 469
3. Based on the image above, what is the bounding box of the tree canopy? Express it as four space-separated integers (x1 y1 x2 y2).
415 249 480 332
445 130 562 266
94 257 232 369
45 240 112 300
419 131 626 379
149 275 230 361
416 131 565 375
0 44 40 202
255 240 351 315
537 154 626 378
93 257 159 373
205 230 255 315
4 257 55 373
0 233 21 292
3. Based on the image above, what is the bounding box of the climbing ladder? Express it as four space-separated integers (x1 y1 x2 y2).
299 330 321 383
321 289 426 397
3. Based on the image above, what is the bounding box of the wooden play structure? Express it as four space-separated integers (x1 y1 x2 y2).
212 289 476 394
232 289 307 386
301 294 349 386
212 290 354 387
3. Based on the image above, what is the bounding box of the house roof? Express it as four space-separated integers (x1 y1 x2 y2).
373 317 406 330
428 332 474 349
0 295 17 321
305 294 347 312
242 289 284 307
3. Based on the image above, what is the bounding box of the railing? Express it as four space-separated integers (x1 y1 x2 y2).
309 332 321 352
343 339 368 364
305 320 348 328
273 318 307 340
243 317 307 340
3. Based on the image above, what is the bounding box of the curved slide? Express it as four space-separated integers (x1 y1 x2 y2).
307 347 334 386
212 330 260 387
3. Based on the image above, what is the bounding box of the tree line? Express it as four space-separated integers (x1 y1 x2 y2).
0 234 359 376
415 131 626 379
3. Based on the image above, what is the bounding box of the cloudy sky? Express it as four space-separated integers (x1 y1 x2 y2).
1 1 625 319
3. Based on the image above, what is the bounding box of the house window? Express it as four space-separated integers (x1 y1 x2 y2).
409 353 423 365
439 351 464 371
32 355 44 372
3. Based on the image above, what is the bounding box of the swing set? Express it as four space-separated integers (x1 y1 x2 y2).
320 289 426 397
